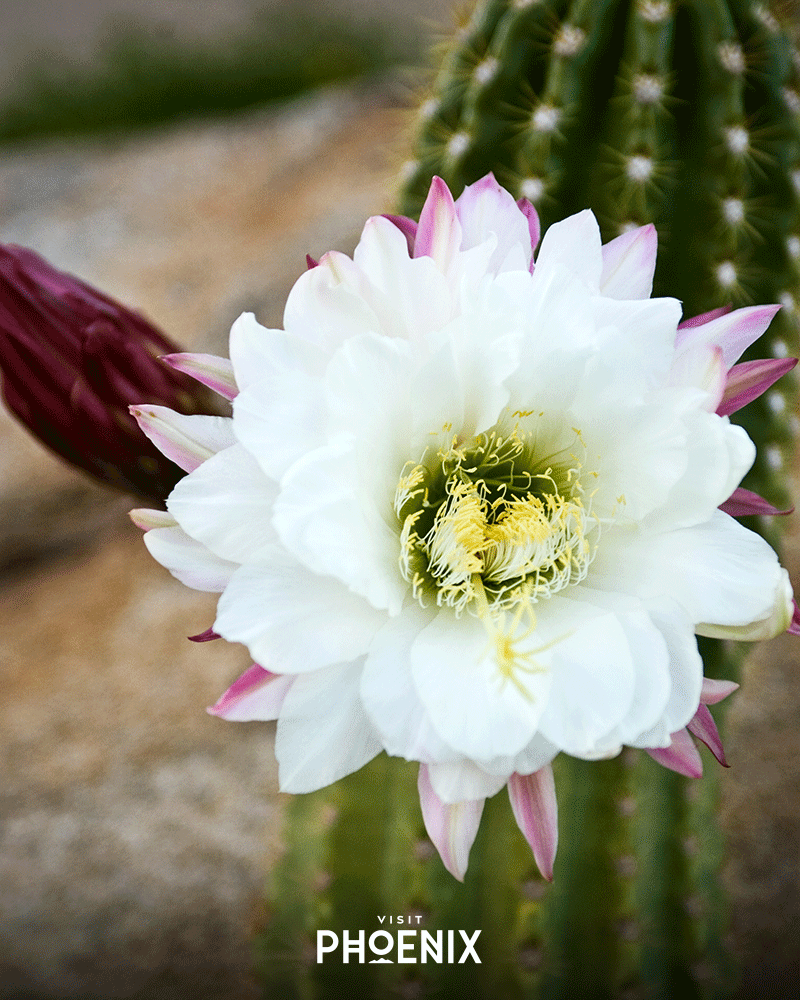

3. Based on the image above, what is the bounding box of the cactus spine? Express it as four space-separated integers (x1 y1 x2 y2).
257 2 798 996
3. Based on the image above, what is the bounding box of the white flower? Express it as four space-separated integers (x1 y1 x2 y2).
132 174 796 881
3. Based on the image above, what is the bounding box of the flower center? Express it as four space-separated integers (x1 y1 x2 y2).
395 422 598 616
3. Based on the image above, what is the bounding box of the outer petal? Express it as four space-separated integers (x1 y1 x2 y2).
507 767 558 881
208 664 294 721
719 487 792 518
696 567 794 640
418 764 484 882
674 304 780 368
700 678 739 705
214 555 386 674
167 443 279 564
687 703 729 767
161 352 238 400
454 173 534 271
414 176 462 273
129 508 176 531
599 224 657 300
275 660 382 793
143 525 237 592
646 727 703 778
130 405 236 472
718 357 797 417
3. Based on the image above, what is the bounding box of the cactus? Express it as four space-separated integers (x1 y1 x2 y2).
256 3 799 997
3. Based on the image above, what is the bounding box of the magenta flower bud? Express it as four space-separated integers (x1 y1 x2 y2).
0 244 220 502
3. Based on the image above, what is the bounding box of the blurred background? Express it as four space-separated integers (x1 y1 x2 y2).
0 1 798 998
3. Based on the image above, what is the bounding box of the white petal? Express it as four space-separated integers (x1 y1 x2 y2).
696 567 794 640
360 607 458 764
273 439 407 613
130 405 236 472
427 760 507 804
144 525 237 592
411 608 553 761
167 444 278 564
275 660 382 792
214 556 386 673
599 225 657 299
591 510 789 630
533 209 603 290
283 252 383 352
534 598 637 755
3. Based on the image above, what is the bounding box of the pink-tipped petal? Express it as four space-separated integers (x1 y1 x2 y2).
669 343 726 408
717 357 797 417
208 664 293 721
128 508 177 531
516 198 541 257
507 767 558 882
687 703 729 767
382 214 418 255
414 176 462 271
788 599 800 636
130 405 236 472
188 626 221 642
161 353 239 401
700 678 740 705
417 764 484 882
677 305 732 331
675 304 781 368
646 728 703 778
599 224 657 300
305 254 319 269
719 487 793 518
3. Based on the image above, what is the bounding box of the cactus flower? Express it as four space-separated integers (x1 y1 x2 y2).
133 174 795 880
0 244 218 501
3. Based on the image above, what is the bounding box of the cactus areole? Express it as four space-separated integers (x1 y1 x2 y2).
398 0 800 508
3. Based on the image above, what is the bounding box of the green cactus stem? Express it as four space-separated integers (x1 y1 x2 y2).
256 3 798 996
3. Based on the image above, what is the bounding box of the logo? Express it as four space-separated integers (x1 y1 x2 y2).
316 915 480 964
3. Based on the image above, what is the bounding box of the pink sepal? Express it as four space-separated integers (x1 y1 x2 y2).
719 486 793 518
507 766 558 882
700 677 739 705
382 214 418 256
414 176 461 270
677 305 732 331
675 304 781 368
646 728 703 778
687 703 729 767
788 599 800 636
306 254 319 269
188 627 221 642
516 198 541 259
208 664 293 721
161 353 238 401
717 357 797 417
417 764 484 882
